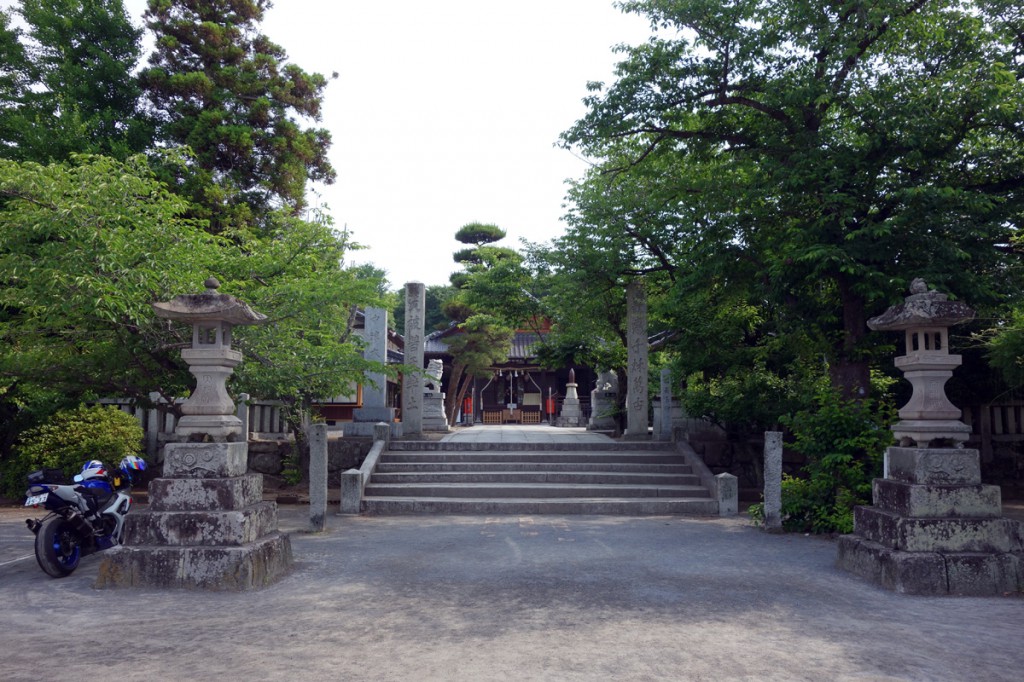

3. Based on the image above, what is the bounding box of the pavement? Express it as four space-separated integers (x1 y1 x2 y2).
438 424 616 445
1 502 1022 681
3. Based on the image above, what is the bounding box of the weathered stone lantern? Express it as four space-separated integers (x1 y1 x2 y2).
867 278 974 447
96 278 291 591
837 279 1023 595
152 277 266 440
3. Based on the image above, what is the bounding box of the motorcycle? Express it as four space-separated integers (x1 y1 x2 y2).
24 455 148 578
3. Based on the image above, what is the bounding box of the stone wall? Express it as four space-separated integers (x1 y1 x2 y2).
246 437 374 488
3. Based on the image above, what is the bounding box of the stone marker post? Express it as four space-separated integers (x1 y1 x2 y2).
763 431 783 531
353 307 395 424
625 281 649 439
401 282 425 437
658 368 673 441
97 278 292 590
308 423 328 532
836 279 1023 595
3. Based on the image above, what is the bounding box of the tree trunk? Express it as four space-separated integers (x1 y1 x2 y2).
833 275 871 399
444 361 468 425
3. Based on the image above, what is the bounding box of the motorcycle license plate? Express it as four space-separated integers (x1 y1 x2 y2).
24 493 48 506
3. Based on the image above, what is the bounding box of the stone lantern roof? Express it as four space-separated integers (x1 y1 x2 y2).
867 278 974 331
152 277 267 326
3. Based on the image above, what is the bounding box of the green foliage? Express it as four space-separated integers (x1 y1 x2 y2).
0 153 387 453
141 0 335 234
752 379 896 534
561 0 1024 398
1 0 150 162
1 405 143 498
455 222 506 246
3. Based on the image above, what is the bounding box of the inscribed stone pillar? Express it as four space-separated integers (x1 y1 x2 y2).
763 431 783 531
401 282 425 437
353 306 395 423
624 281 649 439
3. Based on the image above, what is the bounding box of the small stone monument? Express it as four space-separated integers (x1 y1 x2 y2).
588 369 619 431
556 369 583 427
96 278 292 590
422 358 450 432
836 279 1023 594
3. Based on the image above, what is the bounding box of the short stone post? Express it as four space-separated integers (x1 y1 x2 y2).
236 393 250 438
146 391 161 459
402 282 425 437
763 431 783 531
308 423 328 532
658 369 673 441
374 421 391 445
715 473 738 516
624 281 649 439
340 470 361 515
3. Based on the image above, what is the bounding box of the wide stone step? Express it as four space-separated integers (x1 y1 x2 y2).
362 482 710 499
388 441 676 452
380 452 684 464
371 471 702 486
376 461 693 474
361 496 718 515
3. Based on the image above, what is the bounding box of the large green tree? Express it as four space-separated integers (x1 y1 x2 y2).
0 153 385 456
562 0 1024 399
0 0 149 162
141 0 335 235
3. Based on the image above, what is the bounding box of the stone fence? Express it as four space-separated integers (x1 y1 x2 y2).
97 393 291 459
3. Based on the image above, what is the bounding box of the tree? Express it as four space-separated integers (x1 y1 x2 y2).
562 0 1024 399
0 0 150 162
0 153 386 457
141 0 335 235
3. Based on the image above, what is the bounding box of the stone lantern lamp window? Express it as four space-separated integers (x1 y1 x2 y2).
151 277 267 440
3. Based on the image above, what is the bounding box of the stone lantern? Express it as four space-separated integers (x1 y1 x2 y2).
837 279 1023 595
96 278 291 591
866 278 974 447
152 277 266 439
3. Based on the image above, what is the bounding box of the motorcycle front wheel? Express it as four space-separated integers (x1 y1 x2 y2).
35 516 82 578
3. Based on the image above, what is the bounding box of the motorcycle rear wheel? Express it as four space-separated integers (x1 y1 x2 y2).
35 516 82 578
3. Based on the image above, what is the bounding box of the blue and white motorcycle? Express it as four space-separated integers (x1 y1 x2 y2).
24 456 148 578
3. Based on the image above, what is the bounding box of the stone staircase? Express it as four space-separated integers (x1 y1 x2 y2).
360 441 717 515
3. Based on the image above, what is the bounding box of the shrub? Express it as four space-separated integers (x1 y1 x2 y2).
1 405 144 498
749 376 896 534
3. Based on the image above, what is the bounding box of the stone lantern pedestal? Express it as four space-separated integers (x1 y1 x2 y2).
97 278 292 590
837 280 1023 594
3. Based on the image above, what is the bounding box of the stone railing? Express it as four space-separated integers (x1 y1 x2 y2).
340 422 391 514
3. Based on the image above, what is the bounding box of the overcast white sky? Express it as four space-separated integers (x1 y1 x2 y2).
7 1 655 286
129 0 654 286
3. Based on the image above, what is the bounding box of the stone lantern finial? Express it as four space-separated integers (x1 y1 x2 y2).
867 279 974 447
152 279 267 440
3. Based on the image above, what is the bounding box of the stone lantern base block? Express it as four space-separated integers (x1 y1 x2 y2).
837 445 1024 595
837 535 1021 596
96 441 292 590
163 441 249 478
95 533 292 591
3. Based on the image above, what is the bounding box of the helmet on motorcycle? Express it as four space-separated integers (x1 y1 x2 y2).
119 455 147 472
78 460 108 481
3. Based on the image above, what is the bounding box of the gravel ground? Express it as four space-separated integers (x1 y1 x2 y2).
1 504 1021 681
